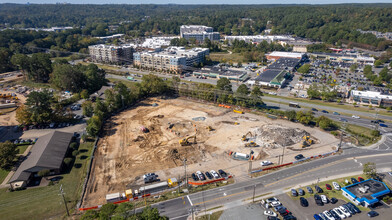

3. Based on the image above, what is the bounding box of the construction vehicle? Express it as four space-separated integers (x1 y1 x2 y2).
233 110 244 114
242 131 253 141
140 126 149 133
245 141 257 147
179 135 196 146
301 136 313 148
206 126 214 131
229 151 254 161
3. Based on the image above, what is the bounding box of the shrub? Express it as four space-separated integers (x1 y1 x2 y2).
72 150 79 157
63 157 73 167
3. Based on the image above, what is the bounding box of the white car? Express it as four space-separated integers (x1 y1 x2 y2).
261 161 273 166
352 115 360 119
210 170 220 178
265 197 279 203
333 208 346 219
332 182 341 190
339 206 351 218
321 195 328 204
270 201 281 207
388 172 392 176
323 210 335 220
264 210 277 217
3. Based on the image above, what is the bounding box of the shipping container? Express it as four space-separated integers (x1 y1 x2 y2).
139 181 168 194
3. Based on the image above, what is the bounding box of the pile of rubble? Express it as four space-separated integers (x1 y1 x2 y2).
254 124 310 148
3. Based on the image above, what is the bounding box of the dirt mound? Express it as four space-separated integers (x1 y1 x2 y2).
254 124 310 148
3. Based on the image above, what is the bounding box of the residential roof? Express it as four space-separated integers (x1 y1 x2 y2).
342 179 391 205
9 131 73 183
255 69 285 83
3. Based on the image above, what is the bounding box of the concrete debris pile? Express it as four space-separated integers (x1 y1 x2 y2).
254 124 310 148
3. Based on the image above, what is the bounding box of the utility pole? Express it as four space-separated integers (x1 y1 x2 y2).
59 184 69 217
183 158 188 189
281 146 286 165
339 122 346 151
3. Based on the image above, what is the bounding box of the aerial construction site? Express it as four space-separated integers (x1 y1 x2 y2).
83 97 339 207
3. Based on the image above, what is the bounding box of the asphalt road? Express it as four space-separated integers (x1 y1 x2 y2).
138 143 392 219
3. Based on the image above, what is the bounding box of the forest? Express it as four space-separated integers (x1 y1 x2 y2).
0 4 392 49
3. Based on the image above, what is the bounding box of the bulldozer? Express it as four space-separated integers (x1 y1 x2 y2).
301 135 313 148
245 141 257 147
242 131 253 141
179 135 196 146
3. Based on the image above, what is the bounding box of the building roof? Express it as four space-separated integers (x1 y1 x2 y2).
9 131 73 183
342 179 391 205
267 57 300 70
255 69 285 83
352 90 392 100
267 51 305 59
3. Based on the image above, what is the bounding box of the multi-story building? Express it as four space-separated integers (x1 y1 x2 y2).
88 44 134 65
350 90 392 107
180 25 220 42
266 51 306 61
311 52 375 66
225 35 295 44
133 47 209 73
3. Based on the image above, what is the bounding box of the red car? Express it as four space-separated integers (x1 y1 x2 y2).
326 184 332 190
358 177 365 182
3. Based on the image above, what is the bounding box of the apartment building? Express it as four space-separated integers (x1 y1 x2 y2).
88 44 134 64
180 25 220 42
133 47 209 73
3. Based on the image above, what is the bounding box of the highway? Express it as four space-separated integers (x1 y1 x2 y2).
143 144 392 219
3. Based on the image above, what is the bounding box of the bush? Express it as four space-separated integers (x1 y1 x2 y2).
69 142 78 151
330 131 339 136
63 157 73 167
72 150 79 157
37 169 50 177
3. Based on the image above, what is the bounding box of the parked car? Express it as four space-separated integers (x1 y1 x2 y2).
311 108 318 112
218 169 227 178
333 112 340 115
205 171 213 180
291 189 298 197
196 171 205 181
322 210 335 220
351 115 360 119
314 195 323 206
346 202 361 213
271 201 281 207
329 209 341 220
379 123 388 127
300 197 309 207
321 110 329 113
326 184 332 190
313 214 323 220
315 185 323 193
266 197 279 204
330 197 338 204
342 204 355 215
306 186 314 194
261 160 273 166
321 195 328 204
339 118 348 122
358 177 365 182
318 213 327 220
267 217 279 220
368 211 379 218
295 154 305 160
339 206 351 218
298 188 304 196
191 173 199 181
332 182 341 190
350 177 358 184
264 210 277 217
210 170 220 178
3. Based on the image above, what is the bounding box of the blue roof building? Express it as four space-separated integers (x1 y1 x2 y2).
341 179 391 207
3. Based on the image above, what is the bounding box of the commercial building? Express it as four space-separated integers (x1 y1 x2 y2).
267 57 301 73
251 69 289 88
193 67 248 81
88 44 134 65
350 90 392 107
342 179 391 207
266 51 305 61
180 25 220 42
311 52 375 65
224 35 295 44
133 47 209 73
9 131 74 189
291 42 312 53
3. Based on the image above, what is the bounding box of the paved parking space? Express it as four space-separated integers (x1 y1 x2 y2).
276 193 391 220
219 203 267 220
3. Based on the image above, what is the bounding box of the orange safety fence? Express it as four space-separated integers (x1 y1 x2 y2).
188 176 232 186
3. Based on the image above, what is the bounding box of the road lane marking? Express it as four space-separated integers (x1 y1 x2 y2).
187 195 193 206
193 190 247 206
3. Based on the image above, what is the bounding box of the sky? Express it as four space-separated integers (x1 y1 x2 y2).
1 0 392 4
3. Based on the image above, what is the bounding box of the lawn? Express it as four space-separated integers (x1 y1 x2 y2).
209 52 246 63
344 124 381 146
197 210 223 220
0 169 10 184
287 174 372 212
16 144 29 154
0 138 95 220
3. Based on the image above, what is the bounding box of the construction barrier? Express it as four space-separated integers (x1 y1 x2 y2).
78 193 152 211
188 176 232 186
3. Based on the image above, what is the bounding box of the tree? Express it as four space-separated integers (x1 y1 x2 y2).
81 89 89 99
94 98 108 119
85 64 106 93
0 47 14 73
216 78 232 92
82 101 94 117
99 203 117 219
23 90 55 124
86 115 102 137
307 84 321 99
285 110 297 121
297 64 310 74
15 104 33 125
250 85 263 97
27 53 53 82
138 207 168 220
296 111 314 125
317 116 336 130
51 64 86 92
374 60 383 67
236 84 250 96
363 162 377 179
0 141 18 169
140 74 168 96
349 64 358 73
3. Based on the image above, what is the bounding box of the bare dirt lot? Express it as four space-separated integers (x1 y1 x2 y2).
83 98 339 207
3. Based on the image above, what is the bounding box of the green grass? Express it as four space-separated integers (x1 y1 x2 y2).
344 124 381 146
0 139 95 220
288 174 371 212
197 210 224 220
265 94 392 117
209 52 246 63
16 145 29 154
107 77 138 88
0 169 10 184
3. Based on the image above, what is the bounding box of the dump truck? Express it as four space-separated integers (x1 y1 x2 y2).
168 178 178 187
125 189 133 199
179 135 196 146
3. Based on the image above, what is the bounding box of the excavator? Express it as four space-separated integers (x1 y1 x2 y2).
179 135 196 146
301 135 313 148
242 131 253 141
206 126 214 131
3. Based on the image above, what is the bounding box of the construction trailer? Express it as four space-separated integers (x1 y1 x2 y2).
139 181 168 194
106 192 126 203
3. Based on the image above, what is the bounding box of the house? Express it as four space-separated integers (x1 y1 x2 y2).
341 179 391 207
8 131 74 189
